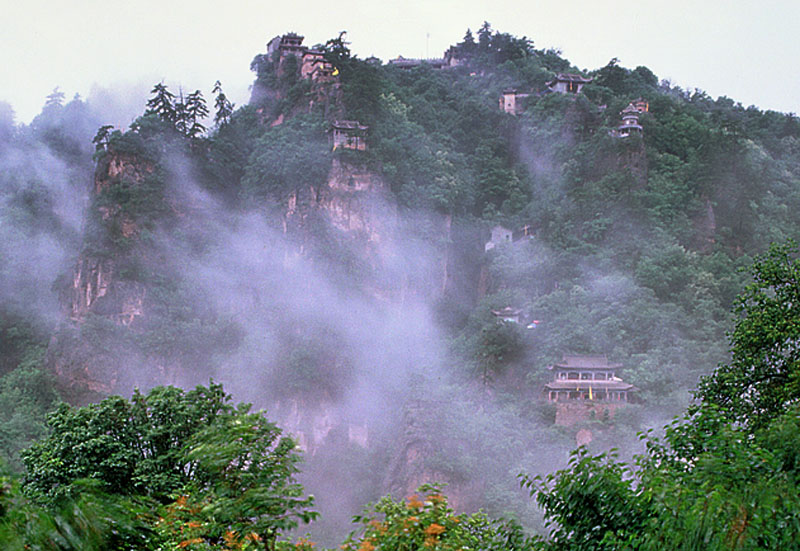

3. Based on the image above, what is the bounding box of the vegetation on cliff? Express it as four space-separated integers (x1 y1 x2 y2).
1 21 800 549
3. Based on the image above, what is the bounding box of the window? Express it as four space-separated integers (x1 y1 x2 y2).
580 372 591 380
594 373 606 380
568 372 579 380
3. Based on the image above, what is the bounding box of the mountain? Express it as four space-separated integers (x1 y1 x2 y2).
2 23 800 543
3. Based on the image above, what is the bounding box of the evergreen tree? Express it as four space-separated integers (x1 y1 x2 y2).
212 80 234 127
145 82 177 125
185 90 208 138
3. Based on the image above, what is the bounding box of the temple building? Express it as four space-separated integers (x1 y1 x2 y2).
544 355 638 403
499 89 531 115
630 97 649 113
387 56 447 69
547 73 593 94
614 103 644 138
492 306 522 324
485 224 513 251
332 120 369 151
267 33 306 57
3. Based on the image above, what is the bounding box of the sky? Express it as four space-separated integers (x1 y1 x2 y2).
1 0 799 125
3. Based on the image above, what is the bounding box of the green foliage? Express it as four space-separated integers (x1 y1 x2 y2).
522 448 651 550
525 249 800 550
21 383 233 504
342 484 534 551
696 241 800 429
156 411 316 550
240 116 331 206
0 362 59 471
145 83 209 139
20 384 316 549
0 474 154 551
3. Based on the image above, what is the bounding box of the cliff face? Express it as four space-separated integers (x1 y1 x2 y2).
49 151 177 403
64 152 153 326
282 156 463 302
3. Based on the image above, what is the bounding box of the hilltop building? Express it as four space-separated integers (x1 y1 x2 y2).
266 33 338 83
267 33 306 56
547 73 593 94
615 104 643 137
332 120 368 151
388 56 448 69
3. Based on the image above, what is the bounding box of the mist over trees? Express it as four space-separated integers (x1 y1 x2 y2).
2 21 800 549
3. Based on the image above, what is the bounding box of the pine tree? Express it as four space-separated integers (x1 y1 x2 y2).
212 80 234 127
145 83 177 125
185 90 208 138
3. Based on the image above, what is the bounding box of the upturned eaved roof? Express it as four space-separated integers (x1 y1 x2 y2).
550 73 593 84
551 355 623 370
332 120 369 132
492 306 522 317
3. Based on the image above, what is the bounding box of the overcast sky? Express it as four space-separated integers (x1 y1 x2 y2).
1 0 798 125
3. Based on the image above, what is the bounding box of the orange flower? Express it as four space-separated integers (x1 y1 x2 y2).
358 540 375 551
178 538 204 548
407 495 424 509
424 523 446 536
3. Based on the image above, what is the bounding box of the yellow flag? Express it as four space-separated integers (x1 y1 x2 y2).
332 67 339 76
589 386 593 400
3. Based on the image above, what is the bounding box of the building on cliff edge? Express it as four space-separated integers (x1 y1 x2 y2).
332 120 368 151
544 355 639 426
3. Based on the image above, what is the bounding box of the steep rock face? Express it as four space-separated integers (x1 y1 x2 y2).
65 152 154 325
321 158 395 240
384 399 476 510
68 256 145 325
271 397 370 454
49 151 175 402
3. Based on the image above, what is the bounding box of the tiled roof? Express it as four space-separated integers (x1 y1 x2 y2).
332 120 369 131
553 73 593 83
552 355 622 369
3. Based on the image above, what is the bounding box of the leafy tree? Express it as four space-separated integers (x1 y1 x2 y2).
44 87 65 109
696 241 800 429
240 116 331 205
157 411 316 550
21 384 315 549
341 484 533 551
0 473 152 551
521 448 651 551
22 383 233 504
